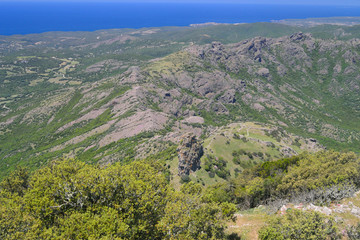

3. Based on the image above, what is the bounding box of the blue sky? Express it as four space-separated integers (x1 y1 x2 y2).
1 0 360 5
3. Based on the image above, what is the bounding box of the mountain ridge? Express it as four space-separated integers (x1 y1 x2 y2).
0 22 360 179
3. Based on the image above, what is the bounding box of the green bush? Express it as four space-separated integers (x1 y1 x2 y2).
180 175 191 183
0 166 29 197
233 157 241 165
347 223 360 240
247 152 254 159
258 209 340 240
204 155 230 179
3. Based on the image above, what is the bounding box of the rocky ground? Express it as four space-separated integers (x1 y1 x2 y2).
228 191 360 239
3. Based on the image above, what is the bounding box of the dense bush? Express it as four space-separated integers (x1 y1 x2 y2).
181 174 191 183
258 209 340 240
347 223 360 240
0 159 236 240
204 155 230 179
232 150 262 168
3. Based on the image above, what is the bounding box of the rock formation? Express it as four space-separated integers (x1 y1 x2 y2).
177 133 204 176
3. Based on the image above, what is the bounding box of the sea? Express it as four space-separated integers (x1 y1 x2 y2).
1 2 360 36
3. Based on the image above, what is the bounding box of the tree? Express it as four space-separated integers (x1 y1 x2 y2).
0 159 236 239
0 166 30 196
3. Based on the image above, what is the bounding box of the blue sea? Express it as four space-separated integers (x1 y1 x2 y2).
1 2 360 36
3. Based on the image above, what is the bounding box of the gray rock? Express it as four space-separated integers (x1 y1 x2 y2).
333 64 342 75
219 89 236 104
281 146 297 157
322 207 332 216
351 207 360 216
257 68 270 77
289 32 311 42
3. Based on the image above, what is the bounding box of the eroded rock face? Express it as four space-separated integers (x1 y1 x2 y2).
177 133 203 176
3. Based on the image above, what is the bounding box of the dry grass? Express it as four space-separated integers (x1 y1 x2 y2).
334 192 360 227
227 208 269 240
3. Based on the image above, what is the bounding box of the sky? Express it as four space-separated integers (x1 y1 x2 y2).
1 0 360 5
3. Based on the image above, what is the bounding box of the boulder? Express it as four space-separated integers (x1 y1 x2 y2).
281 146 297 157
219 89 236 104
257 67 270 77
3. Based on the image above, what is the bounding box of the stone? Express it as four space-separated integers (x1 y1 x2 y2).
219 89 236 104
182 116 204 124
257 67 270 77
351 207 360 216
322 207 332 216
281 146 297 157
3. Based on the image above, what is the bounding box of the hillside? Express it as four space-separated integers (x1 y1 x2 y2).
175 122 323 187
1 20 360 239
1 23 360 179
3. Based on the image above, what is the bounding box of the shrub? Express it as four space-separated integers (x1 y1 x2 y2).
0 166 30 197
239 149 246 155
217 170 230 179
258 209 340 240
347 223 360 240
204 164 211 171
232 151 239 157
233 133 240 139
204 156 230 179
233 157 241 165
180 175 191 183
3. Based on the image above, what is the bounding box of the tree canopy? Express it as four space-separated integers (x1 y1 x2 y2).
0 159 236 240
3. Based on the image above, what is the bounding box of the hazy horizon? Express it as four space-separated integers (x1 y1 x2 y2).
1 0 360 35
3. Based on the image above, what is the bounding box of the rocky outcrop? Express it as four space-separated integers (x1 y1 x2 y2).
219 89 237 104
177 133 204 176
280 146 297 157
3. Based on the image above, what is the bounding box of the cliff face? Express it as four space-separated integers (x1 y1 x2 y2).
177 133 204 176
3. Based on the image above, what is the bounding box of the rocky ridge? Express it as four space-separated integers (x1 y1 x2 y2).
177 133 204 176
0 30 359 178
